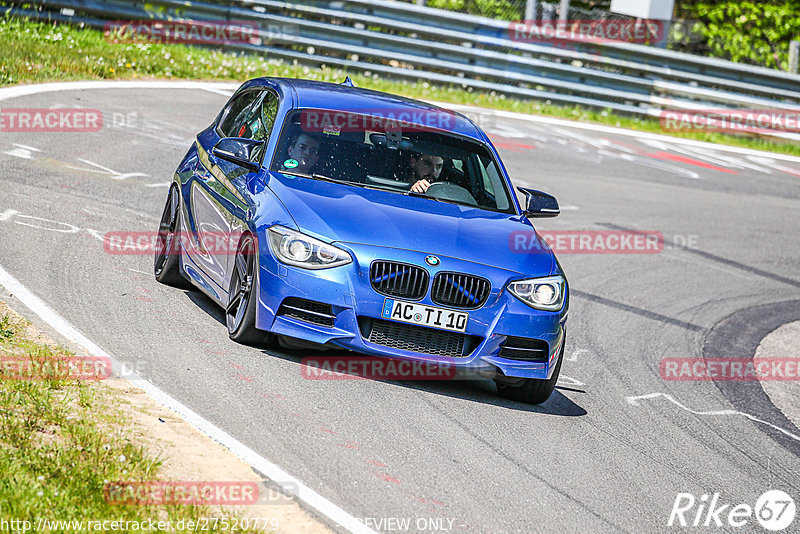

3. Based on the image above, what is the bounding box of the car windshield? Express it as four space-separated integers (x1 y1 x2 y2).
269 109 516 213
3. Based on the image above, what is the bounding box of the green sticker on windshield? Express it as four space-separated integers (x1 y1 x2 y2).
283 159 299 169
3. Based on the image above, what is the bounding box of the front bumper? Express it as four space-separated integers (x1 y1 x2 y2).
255 241 567 380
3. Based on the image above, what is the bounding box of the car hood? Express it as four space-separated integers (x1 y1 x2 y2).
265 172 556 276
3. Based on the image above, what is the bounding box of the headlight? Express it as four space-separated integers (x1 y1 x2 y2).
267 226 352 269
508 275 565 311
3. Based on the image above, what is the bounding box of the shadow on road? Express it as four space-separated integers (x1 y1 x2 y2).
262 346 588 417
179 287 587 416
184 288 225 326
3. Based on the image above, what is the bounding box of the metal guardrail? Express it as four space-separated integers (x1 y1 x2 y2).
10 0 800 132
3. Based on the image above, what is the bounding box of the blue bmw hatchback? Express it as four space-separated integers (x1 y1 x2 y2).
155 77 568 404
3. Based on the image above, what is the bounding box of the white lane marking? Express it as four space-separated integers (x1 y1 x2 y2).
552 127 636 153
10 143 41 152
625 392 800 443
558 375 585 387
202 88 235 97
85 228 112 245
560 205 579 210
747 156 800 178
4 151 32 160
436 102 800 164
144 182 172 188
0 209 19 222
637 138 670 151
677 147 774 174
65 158 148 181
566 135 704 179
617 152 701 180
3 143 42 160
0 81 238 103
127 268 150 275
2 208 82 235
641 139 739 168
638 139 780 175
14 214 80 233
565 348 589 362
0 264 376 534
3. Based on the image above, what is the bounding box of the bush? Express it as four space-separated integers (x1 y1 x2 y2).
674 1 800 70
426 0 524 21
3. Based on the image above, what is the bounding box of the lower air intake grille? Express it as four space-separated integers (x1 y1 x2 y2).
367 319 473 358
277 297 335 327
498 336 549 361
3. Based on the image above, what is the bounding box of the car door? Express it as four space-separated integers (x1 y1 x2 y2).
188 88 279 294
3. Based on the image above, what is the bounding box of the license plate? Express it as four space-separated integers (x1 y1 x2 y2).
381 299 468 333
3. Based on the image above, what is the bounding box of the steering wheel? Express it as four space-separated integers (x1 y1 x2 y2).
425 181 478 206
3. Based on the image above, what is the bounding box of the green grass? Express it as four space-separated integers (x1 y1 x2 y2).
0 310 263 532
0 14 799 156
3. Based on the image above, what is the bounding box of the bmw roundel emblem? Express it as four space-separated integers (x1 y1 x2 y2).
425 255 440 267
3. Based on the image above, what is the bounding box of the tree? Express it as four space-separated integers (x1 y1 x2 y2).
673 1 800 69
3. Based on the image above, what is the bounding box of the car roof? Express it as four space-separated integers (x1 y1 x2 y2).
251 77 486 140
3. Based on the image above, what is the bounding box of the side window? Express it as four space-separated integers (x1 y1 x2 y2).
477 156 509 210
246 93 278 143
481 165 495 195
218 90 279 163
218 90 261 138
259 95 278 142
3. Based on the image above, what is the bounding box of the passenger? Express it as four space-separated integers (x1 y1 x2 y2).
283 133 321 173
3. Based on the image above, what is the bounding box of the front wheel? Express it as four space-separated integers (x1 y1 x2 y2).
226 236 273 347
154 186 191 288
495 339 565 405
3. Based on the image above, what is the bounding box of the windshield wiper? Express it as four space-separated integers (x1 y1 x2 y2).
279 169 339 182
278 169 311 179
405 190 442 201
406 190 477 208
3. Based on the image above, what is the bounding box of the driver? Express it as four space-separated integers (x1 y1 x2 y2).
282 133 321 173
408 153 444 193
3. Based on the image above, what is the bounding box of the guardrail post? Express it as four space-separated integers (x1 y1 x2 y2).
525 0 537 21
416 0 425 6
558 0 569 21
790 40 800 74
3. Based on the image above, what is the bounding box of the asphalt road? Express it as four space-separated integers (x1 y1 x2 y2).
1 83 800 533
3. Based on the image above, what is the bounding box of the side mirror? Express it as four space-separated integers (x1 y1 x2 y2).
211 137 264 172
517 187 560 218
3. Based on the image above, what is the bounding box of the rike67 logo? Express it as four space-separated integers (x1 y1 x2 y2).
669 491 796 531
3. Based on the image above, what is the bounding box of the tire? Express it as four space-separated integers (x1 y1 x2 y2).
226 235 274 347
495 337 565 405
154 186 191 288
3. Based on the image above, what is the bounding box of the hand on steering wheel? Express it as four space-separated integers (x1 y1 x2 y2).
411 179 431 193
